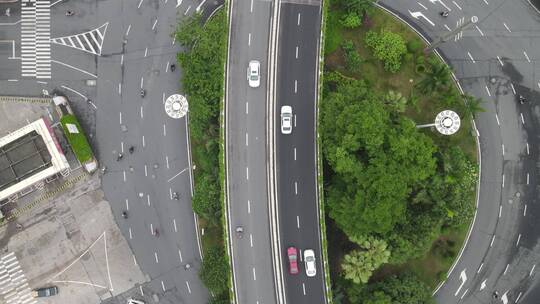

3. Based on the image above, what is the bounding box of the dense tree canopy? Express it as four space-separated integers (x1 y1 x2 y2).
322 75 437 236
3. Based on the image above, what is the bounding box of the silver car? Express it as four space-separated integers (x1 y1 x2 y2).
280 105 292 134
304 249 316 277
247 60 261 88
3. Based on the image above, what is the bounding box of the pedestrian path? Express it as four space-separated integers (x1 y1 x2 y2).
50 23 108 56
0 252 37 304
20 0 51 79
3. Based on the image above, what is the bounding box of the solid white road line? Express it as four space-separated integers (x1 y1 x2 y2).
510 83 516 94
490 235 495 247
530 264 536 276
524 204 527 216
302 283 306 295
246 133 249 146
250 0 253 12
297 13 301 26
502 144 505 155
144 165 148 177
475 25 484 36
140 77 144 88
118 83 122 95
155 252 159 263
138 0 144 9
477 263 483 273
485 86 491 96
294 148 297 160
147 194 151 206
295 182 298 194
144 47 148 57
526 143 529 154
166 156 170 169
253 267 257 281
296 46 299 59
186 281 191 293
142 135 146 147
173 219 178 232
178 249 183 262
126 24 132 37
499 205 502 218
161 280 166 291
123 171 126 182
502 174 505 188
246 102 249 114
126 199 129 210
151 223 154 234
248 33 251 46
129 228 133 239
495 114 500 125
250 234 253 247
152 19 158 31
246 167 249 180
296 216 300 228
516 234 521 246
139 285 144 296
503 22 511 32
163 124 167 136
503 264 509 275
417 2 427 10
121 142 125 153
121 54 124 65
452 1 462 10
119 112 122 124
294 80 297 93
248 200 251 214
527 173 529 185
521 113 524 124
185 5 191 15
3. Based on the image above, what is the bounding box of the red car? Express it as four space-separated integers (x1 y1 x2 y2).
287 247 299 274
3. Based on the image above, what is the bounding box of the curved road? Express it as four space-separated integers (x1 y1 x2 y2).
379 1 540 303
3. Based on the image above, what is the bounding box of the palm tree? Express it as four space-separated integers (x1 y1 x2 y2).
462 94 485 119
416 62 452 94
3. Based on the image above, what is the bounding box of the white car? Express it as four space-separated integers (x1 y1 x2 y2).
280 105 292 134
304 249 316 277
247 60 261 88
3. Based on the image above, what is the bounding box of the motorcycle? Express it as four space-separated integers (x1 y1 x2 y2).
235 226 244 239
154 228 160 238
122 211 128 219
129 146 135 154
172 192 180 200
140 89 146 98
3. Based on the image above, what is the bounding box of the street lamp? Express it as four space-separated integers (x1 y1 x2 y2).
417 110 461 135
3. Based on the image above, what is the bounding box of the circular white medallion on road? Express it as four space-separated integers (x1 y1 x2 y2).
434 110 460 135
165 94 188 119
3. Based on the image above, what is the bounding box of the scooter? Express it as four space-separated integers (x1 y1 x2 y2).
172 192 180 200
140 89 146 98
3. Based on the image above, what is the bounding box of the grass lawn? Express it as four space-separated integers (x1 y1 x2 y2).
324 6 478 289
60 114 93 164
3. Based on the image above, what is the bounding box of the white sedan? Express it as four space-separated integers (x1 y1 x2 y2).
280 105 293 134
304 249 316 277
247 60 260 88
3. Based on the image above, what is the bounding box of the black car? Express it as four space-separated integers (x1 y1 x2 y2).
32 286 58 298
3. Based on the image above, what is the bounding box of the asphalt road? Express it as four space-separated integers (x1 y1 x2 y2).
225 0 277 303
0 0 222 303
94 0 221 303
378 1 540 303
274 1 327 303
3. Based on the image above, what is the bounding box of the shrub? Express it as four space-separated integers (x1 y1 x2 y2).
340 12 362 28
341 40 362 73
406 39 422 53
60 114 93 163
365 30 407 73
199 246 229 295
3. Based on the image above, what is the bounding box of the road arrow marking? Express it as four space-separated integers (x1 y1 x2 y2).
408 10 435 26
454 269 467 296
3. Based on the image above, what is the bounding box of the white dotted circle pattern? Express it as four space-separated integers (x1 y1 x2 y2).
434 110 460 135
165 94 188 119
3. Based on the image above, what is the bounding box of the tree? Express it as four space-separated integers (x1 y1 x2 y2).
371 273 435 304
383 90 407 113
365 30 407 73
199 246 229 295
416 61 452 94
343 0 375 16
340 12 362 28
175 13 203 50
341 236 390 284
462 94 485 119
364 291 392 304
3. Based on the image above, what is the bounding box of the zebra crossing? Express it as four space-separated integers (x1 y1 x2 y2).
0 252 37 304
51 22 109 56
21 0 51 79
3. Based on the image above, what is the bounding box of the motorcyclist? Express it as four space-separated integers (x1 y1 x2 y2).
519 95 526 104
154 228 160 237
122 211 128 218
129 146 135 154
117 153 123 161
66 10 74 16
140 89 146 98
439 11 449 17
170 64 176 72
172 192 179 200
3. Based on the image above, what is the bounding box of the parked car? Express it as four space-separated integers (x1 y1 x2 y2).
280 105 292 134
304 249 316 277
247 60 261 88
287 246 299 274
32 286 58 298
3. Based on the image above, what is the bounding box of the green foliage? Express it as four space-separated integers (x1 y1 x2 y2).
341 236 390 284
199 246 230 295
364 291 392 304
340 12 362 28
383 90 407 113
322 77 437 236
325 9 344 54
341 40 362 73
192 174 221 225
334 0 375 16
416 61 452 94
365 30 407 73
462 94 485 119
60 114 93 163
406 39 422 53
